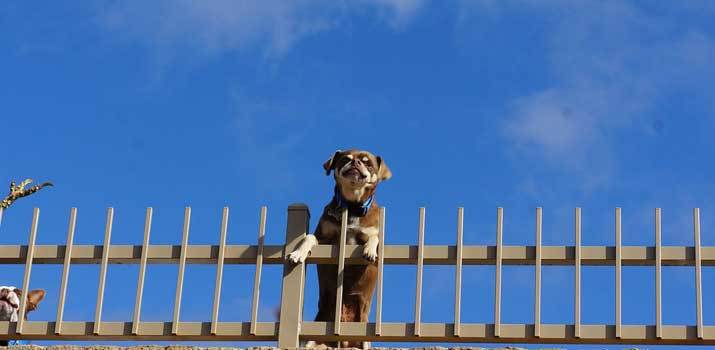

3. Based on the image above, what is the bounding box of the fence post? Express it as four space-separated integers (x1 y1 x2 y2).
278 203 310 349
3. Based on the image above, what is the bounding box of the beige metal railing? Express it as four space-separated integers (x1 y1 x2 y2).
0 204 713 347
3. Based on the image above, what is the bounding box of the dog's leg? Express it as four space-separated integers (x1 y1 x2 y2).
362 235 379 262
287 234 318 264
359 296 373 349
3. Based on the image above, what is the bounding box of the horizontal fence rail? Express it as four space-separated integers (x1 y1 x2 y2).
1 245 713 265
0 204 712 347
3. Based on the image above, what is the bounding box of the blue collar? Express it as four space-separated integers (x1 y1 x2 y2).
333 187 373 217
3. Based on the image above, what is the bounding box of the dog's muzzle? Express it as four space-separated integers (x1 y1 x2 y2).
340 161 371 182
0 299 18 310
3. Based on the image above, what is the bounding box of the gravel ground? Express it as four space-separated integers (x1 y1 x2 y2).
0 346 589 350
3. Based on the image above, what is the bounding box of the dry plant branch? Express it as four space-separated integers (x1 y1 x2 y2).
0 178 53 210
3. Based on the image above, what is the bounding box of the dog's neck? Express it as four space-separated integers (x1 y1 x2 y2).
332 186 374 217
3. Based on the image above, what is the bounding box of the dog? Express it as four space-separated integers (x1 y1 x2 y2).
288 149 391 349
0 287 45 346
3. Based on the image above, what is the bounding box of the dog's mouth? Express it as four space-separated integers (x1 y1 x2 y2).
341 167 367 181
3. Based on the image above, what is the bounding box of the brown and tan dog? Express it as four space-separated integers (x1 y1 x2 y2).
0 286 45 346
288 149 391 348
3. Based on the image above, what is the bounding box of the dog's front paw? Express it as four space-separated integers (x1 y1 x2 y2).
287 249 309 264
362 245 378 262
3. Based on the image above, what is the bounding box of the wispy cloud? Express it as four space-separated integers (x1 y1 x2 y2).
98 0 426 57
504 83 642 164
367 0 427 29
94 0 428 191
461 1 715 189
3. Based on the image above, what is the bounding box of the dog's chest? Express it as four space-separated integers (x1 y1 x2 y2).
346 217 363 244
346 217 378 244
319 215 378 244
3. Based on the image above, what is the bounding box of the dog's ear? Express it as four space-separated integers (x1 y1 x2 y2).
26 289 45 312
323 150 343 175
28 289 45 304
376 156 392 181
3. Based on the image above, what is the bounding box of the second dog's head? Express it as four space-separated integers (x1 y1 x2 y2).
323 149 391 203
0 286 45 322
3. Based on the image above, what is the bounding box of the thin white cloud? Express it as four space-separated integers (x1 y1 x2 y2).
461 1 715 189
504 84 640 161
366 0 427 29
98 0 426 56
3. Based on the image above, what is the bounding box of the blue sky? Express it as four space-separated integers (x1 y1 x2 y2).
2 1 715 348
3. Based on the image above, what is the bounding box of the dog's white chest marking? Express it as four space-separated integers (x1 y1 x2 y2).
346 217 361 244
346 217 379 245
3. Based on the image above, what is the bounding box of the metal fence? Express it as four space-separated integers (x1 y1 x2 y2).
0 204 713 347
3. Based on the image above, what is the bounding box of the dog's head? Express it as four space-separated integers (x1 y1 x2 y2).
0 286 45 322
323 149 391 202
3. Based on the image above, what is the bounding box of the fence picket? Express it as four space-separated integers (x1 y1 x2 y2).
172 207 191 335
17 208 40 334
93 208 114 335
656 208 662 339
375 207 386 336
535 207 542 338
575 207 582 338
494 207 503 338
277 204 310 349
695 208 703 339
414 207 426 336
56 208 77 335
211 207 230 335
334 209 348 336
454 207 464 337
250 206 267 335
132 208 153 335
616 207 622 339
